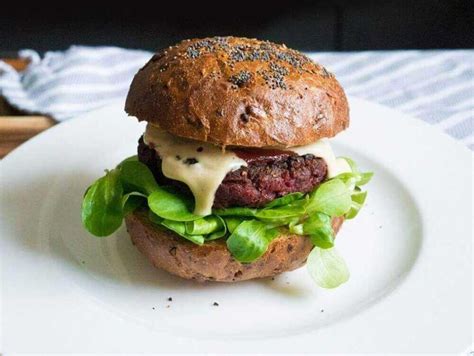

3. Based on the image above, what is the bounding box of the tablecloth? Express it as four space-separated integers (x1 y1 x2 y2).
0 46 472 149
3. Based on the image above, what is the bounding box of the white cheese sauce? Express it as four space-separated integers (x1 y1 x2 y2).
144 124 247 216
291 138 351 178
144 124 351 216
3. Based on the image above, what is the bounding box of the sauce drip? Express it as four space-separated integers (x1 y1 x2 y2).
144 124 247 216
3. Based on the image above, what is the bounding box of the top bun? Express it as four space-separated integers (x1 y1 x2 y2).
125 37 349 148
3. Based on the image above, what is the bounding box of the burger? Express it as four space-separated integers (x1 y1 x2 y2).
81 37 372 288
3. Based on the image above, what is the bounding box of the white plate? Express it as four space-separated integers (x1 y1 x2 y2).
1 98 472 354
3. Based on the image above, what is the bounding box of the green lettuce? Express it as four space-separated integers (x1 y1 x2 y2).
81 156 372 288
227 220 279 262
307 246 350 288
148 186 201 221
81 168 124 237
307 179 352 217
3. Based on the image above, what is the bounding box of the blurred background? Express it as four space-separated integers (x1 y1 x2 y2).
1 0 472 53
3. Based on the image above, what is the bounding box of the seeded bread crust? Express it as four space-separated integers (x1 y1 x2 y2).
125 210 344 282
125 36 349 148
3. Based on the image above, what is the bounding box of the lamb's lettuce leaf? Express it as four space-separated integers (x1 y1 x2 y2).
303 213 335 249
213 206 257 217
255 201 307 221
119 160 159 195
81 169 124 237
307 247 350 288
224 217 247 233
161 219 204 245
148 186 201 222
122 192 146 215
226 220 278 262
185 215 226 240
264 192 304 208
307 179 352 217
345 190 368 219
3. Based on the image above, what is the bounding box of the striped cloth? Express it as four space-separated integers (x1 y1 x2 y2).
0 46 472 149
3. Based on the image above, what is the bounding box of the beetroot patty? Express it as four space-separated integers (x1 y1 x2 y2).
137 137 327 208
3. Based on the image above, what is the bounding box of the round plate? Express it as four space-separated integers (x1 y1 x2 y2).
1 98 472 353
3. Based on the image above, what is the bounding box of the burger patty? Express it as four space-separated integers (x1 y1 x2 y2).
137 137 327 208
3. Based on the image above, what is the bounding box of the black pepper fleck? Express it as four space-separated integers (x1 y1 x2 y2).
213 302 219 306
240 113 250 123
184 158 198 165
168 297 173 302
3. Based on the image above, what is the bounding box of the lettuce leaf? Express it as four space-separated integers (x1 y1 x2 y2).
161 219 204 245
119 160 159 195
255 201 307 221
226 220 278 262
185 215 226 240
148 186 201 221
81 169 124 237
307 179 352 217
224 217 248 233
307 247 350 288
303 213 335 249
212 206 257 217
264 192 304 208
346 190 368 219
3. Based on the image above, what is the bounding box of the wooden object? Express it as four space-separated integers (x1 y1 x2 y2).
0 116 55 157
0 57 56 158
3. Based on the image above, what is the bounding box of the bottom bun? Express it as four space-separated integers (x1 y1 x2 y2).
125 210 344 282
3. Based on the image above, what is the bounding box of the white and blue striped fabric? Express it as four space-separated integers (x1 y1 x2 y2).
0 46 472 149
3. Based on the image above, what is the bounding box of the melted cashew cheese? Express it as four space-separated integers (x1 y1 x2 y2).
291 138 352 178
144 124 247 216
144 124 351 216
